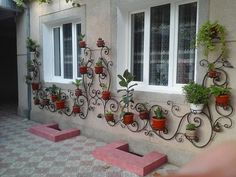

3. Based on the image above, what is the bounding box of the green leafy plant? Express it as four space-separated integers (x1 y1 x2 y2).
72 79 82 88
139 102 149 112
26 37 39 52
65 0 81 7
208 62 215 71
95 59 103 67
209 85 231 96
79 34 85 41
56 88 62 101
105 110 113 115
100 83 108 91
153 107 165 119
79 59 86 67
46 84 59 95
182 82 210 104
14 0 78 8
186 123 197 131
117 70 137 114
196 21 227 57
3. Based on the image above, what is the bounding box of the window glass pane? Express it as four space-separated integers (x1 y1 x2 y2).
76 24 81 78
53 27 61 76
131 12 144 81
63 23 73 79
176 2 197 84
149 4 170 86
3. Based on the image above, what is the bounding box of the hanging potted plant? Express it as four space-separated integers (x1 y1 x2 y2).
72 103 80 113
100 83 111 100
46 84 59 102
210 85 231 106
185 123 197 140
26 60 35 72
26 37 40 57
79 59 87 74
183 82 210 113
79 34 86 48
117 69 138 125
55 89 65 110
105 111 114 122
31 82 40 91
72 79 83 97
151 107 166 130
207 63 219 78
95 58 103 74
97 37 105 47
139 103 149 120
196 21 227 57
25 75 32 84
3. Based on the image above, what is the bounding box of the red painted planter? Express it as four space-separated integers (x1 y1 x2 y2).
51 95 57 102
208 70 218 78
80 66 87 74
56 100 65 110
97 39 105 47
102 91 111 100
139 111 149 120
95 66 103 74
75 89 82 97
152 117 166 130
79 41 86 48
34 99 40 105
73 106 80 113
123 113 134 125
105 114 114 122
32 83 39 91
216 94 230 106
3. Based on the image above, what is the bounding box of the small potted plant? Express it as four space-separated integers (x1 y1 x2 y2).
26 37 40 57
79 59 87 74
79 34 86 48
55 89 65 110
95 58 103 74
196 21 226 57
100 83 111 100
46 84 59 102
97 37 105 47
105 111 114 122
26 60 35 72
207 63 219 78
72 103 80 113
33 96 40 105
117 69 138 125
31 82 40 91
72 79 83 97
139 103 149 120
25 75 32 84
183 82 210 113
185 123 197 140
151 107 166 130
210 85 231 106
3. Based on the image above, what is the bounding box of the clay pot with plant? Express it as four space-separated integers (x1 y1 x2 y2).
210 85 231 106
97 37 105 47
117 69 138 125
185 123 197 140
207 63 219 78
79 34 86 48
95 58 103 74
72 79 83 97
72 103 80 113
196 21 227 57
55 89 65 110
139 103 149 120
151 107 166 130
105 111 114 122
100 83 110 100
31 82 40 91
46 84 59 102
183 82 210 114
34 96 40 105
79 59 87 74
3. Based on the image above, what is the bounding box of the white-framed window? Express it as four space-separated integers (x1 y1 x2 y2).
129 1 197 91
116 0 209 94
52 23 82 81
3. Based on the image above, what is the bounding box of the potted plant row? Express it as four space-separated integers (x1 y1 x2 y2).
46 84 59 102
152 107 166 130
210 85 231 106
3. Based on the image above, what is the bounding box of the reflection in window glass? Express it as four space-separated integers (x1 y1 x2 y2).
53 27 61 76
76 24 82 78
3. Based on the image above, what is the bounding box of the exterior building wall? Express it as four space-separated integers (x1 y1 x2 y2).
16 0 236 166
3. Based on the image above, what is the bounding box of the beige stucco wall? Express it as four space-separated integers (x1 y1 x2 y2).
16 0 236 166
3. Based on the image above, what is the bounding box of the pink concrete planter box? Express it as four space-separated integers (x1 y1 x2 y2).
92 140 167 176
28 123 80 142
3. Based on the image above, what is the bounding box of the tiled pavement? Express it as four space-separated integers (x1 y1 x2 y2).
0 104 179 177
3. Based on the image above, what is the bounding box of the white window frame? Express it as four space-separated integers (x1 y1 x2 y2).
117 0 208 94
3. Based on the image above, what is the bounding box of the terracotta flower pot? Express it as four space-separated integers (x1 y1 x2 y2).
105 114 114 122
79 41 86 48
208 70 218 78
139 111 149 120
51 95 57 102
97 38 105 47
34 99 40 105
216 94 230 106
95 66 103 74
102 91 111 100
32 83 39 91
152 117 166 130
75 89 82 97
42 99 49 106
185 130 196 140
56 100 65 110
123 113 134 125
73 105 80 113
80 66 87 74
